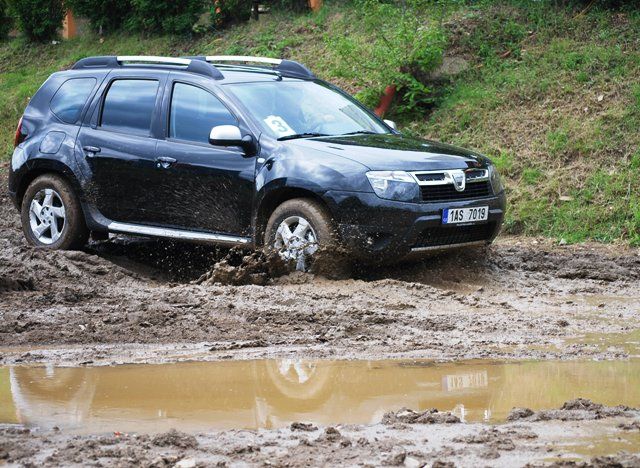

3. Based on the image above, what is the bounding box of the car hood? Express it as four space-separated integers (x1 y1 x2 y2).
287 133 489 171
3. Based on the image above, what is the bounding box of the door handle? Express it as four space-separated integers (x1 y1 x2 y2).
83 145 101 157
156 156 177 169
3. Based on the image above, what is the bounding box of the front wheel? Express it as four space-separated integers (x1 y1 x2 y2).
264 198 339 273
21 174 88 250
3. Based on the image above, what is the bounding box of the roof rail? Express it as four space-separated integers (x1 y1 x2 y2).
206 55 282 65
202 55 316 80
71 55 224 80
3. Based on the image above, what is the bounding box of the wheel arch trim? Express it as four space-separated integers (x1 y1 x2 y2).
254 182 332 246
15 160 82 208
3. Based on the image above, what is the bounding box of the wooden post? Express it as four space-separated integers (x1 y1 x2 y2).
309 0 323 12
62 10 77 39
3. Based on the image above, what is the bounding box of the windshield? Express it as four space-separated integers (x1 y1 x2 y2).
225 80 388 139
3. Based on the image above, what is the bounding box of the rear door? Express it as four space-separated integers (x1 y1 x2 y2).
76 71 166 224
154 76 256 235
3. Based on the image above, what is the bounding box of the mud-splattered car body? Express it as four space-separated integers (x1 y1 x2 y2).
9 55 505 263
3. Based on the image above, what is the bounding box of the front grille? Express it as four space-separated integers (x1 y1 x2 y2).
421 181 491 202
415 173 446 182
413 222 496 248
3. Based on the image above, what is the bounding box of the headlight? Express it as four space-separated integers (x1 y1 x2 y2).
366 171 419 202
488 164 504 193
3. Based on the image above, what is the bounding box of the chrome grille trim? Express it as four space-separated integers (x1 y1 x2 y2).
411 169 489 186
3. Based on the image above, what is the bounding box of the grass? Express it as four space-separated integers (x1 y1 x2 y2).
0 0 638 245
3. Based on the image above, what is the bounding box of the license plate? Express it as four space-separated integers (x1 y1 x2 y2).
442 371 488 391
442 206 489 225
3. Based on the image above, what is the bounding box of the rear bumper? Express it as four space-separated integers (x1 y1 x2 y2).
323 190 506 263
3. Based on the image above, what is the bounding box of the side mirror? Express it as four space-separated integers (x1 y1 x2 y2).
209 125 256 154
384 119 397 131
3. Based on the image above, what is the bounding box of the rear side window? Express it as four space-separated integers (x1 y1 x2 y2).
101 79 159 135
50 78 96 123
170 82 237 144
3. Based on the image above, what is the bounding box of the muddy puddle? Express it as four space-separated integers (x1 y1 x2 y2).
1 359 639 434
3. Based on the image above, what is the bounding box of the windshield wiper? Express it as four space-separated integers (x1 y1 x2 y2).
277 132 329 141
340 130 378 136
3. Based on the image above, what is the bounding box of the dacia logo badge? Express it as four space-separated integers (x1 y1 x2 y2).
451 170 466 192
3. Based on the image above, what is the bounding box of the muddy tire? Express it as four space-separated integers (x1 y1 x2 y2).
21 174 88 250
264 198 348 275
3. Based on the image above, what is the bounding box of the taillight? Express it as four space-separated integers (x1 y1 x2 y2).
14 116 26 148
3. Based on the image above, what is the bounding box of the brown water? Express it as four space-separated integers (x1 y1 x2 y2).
1 359 639 434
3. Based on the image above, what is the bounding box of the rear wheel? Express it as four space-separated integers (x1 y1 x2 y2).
264 198 339 272
21 174 88 250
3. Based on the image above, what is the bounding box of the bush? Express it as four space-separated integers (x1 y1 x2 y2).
0 0 12 40
127 0 207 35
212 0 253 27
11 0 64 41
65 0 131 33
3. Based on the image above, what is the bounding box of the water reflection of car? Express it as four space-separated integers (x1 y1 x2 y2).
4 360 497 432
8 55 505 272
4 360 638 433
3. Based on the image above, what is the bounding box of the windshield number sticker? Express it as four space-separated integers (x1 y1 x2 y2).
264 115 295 137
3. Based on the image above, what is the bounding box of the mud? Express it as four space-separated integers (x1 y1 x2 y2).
2 168 640 465
1 400 639 467
2 188 640 366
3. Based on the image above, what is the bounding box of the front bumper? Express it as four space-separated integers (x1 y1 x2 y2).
323 190 506 263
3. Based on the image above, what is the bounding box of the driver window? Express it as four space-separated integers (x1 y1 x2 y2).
170 83 237 144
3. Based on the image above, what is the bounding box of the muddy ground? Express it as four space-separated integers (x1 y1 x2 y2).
1 170 639 366
1 169 640 466
2 400 640 467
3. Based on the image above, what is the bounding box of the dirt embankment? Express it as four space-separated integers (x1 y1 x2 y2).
1 172 640 366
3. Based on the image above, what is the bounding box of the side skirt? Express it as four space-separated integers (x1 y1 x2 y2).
107 222 251 246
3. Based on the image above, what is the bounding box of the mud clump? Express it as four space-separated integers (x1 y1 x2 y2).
508 408 535 420
290 422 318 432
382 408 461 425
307 244 352 280
0 276 34 292
195 248 289 286
151 429 198 449
618 420 640 431
454 427 537 456
532 453 640 467
507 398 637 422
194 244 351 285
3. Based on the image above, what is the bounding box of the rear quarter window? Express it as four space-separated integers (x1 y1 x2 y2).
50 78 97 123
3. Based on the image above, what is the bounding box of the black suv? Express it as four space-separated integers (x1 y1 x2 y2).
9 55 505 270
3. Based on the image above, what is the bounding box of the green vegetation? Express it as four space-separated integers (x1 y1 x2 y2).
328 0 446 111
65 0 130 33
126 0 207 35
10 0 64 41
0 0 11 40
0 1 638 244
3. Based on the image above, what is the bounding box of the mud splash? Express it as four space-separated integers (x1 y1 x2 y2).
2 359 639 434
194 248 290 286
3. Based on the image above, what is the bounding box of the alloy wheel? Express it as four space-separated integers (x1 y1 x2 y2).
28 188 66 245
274 215 319 272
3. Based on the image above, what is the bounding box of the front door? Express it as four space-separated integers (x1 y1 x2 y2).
76 74 165 224
154 80 255 236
